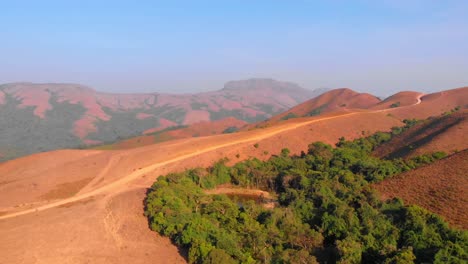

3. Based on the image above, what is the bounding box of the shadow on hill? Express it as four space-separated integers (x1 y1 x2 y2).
376 112 465 159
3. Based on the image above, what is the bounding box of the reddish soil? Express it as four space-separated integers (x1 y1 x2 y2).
0 149 108 208
374 150 468 229
374 111 468 158
205 186 276 209
205 186 272 198
40 177 94 200
182 110 211 124
136 112 153 120
144 118 179 134
8 84 52 118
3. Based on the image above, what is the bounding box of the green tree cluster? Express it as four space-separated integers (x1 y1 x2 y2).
145 124 466 263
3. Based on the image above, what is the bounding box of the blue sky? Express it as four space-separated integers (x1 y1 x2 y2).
1 0 467 95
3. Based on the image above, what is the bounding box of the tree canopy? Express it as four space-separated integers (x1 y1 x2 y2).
145 124 467 263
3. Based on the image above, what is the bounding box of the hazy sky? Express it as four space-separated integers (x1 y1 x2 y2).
1 0 467 96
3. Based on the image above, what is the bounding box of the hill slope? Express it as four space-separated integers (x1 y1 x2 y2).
95 117 248 150
269 88 381 122
0 79 325 161
96 87 466 151
374 150 468 229
373 110 467 158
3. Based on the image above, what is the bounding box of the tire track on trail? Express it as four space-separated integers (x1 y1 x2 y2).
76 155 122 195
0 96 425 220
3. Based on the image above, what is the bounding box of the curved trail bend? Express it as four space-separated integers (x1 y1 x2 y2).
0 95 425 221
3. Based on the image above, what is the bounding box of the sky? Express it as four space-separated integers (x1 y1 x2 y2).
1 0 467 96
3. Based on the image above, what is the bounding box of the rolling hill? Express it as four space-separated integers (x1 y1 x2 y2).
0 78 326 161
92 87 466 151
271 88 381 121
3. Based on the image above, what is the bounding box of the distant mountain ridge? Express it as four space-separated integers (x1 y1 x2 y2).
0 78 326 161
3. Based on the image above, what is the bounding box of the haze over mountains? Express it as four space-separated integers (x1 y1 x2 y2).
0 78 326 161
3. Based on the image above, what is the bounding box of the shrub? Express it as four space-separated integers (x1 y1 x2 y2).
222 126 239 134
390 102 401 108
281 112 299 121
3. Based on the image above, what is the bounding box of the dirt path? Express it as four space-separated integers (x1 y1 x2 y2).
375 93 424 113
0 112 356 220
0 96 425 221
76 155 122 195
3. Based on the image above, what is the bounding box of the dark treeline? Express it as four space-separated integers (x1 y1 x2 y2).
145 120 467 263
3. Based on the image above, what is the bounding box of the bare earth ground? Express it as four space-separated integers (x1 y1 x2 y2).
0 89 466 263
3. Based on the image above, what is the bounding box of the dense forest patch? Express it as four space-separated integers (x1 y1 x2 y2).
145 122 467 263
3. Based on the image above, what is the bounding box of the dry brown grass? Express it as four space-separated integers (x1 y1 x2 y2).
374 150 468 229
374 111 468 159
41 177 93 200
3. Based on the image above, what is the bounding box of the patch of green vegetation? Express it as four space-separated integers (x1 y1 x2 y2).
210 109 268 123
160 107 187 124
147 125 189 136
306 104 327 117
191 102 209 110
443 105 462 116
254 103 275 114
222 126 239 134
0 92 86 161
145 122 465 263
280 112 298 121
386 116 464 159
390 118 423 136
390 102 401 108
253 143 259 148
86 106 161 143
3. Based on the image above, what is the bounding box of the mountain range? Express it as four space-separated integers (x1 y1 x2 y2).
0 78 327 161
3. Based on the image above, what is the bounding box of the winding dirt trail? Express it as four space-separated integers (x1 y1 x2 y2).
76 154 122 195
375 93 424 113
0 95 427 221
0 111 356 220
